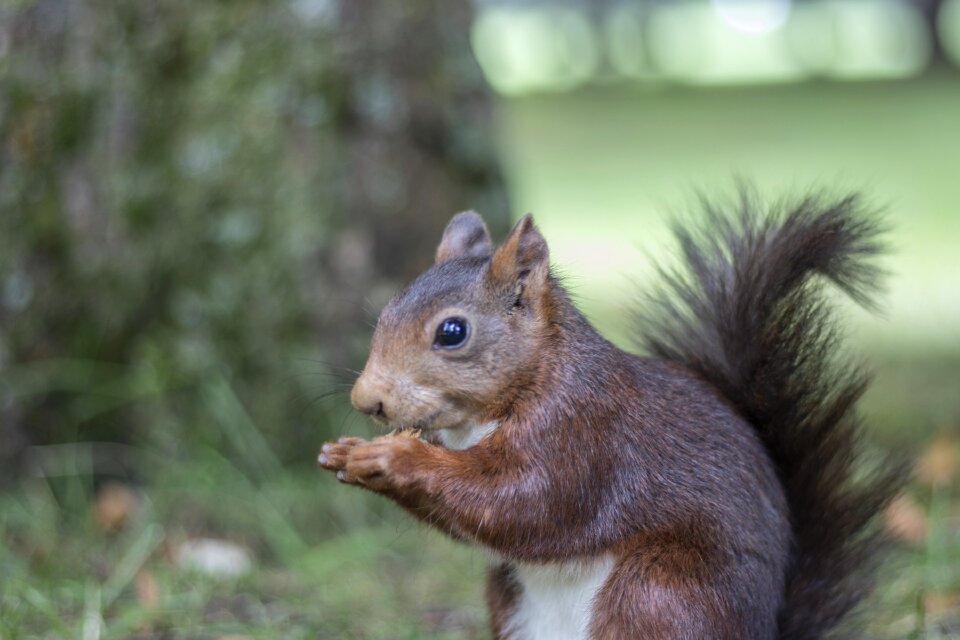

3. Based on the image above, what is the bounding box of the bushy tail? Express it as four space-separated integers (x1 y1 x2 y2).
637 189 901 639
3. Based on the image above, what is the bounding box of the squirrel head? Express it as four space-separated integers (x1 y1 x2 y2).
351 210 552 430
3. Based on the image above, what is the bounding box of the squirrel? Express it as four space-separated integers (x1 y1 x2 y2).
318 191 900 640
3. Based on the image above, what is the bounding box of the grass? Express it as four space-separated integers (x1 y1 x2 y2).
0 381 490 639
0 421 957 638
0 486 487 639
0 357 958 638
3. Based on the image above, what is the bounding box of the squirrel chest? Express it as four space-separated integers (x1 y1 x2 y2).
502 558 617 640
439 421 616 640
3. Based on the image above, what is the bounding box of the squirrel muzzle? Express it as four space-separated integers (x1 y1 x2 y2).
350 370 391 424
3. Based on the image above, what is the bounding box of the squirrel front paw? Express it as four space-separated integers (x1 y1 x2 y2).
318 432 421 492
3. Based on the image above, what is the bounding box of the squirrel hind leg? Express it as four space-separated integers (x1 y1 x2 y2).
588 530 781 640
486 563 521 640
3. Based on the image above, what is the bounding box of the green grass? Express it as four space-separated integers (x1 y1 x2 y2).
0 486 489 638
0 361 957 637
0 356 956 637
0 444 958 638
0 385 490 639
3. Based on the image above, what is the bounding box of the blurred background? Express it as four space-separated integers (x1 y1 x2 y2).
0 0 958 638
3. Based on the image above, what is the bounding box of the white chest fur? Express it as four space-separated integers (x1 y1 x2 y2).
436 421 613 638
436 420 499 450
506 556 616 640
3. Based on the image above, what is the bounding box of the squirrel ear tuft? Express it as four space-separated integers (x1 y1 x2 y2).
435 211 493 263
489 213 549 298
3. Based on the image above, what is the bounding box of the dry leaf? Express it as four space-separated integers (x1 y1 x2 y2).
916 434 958 488
923 591 960 615
884 493 927 545
135 569 160 609
93 482 138 533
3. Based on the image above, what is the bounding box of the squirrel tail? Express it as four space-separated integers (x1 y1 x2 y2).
636 188 901 639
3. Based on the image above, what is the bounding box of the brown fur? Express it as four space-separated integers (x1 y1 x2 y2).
319 198 897 639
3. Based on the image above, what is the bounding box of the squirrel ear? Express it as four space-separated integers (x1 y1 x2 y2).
435 211 493 263
489 213 549 300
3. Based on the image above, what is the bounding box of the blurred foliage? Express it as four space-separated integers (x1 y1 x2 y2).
1 1 956 637
0 0 508 473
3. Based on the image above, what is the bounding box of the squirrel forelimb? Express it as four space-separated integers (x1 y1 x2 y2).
319 434 423 492
319 425 609 560
318 428 423 486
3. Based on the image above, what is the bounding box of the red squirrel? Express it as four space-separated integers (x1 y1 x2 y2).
318 192 899 639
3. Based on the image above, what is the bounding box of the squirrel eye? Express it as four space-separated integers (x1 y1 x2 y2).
434 317 469 349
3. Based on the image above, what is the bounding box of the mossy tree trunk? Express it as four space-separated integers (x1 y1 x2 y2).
0 0 508 477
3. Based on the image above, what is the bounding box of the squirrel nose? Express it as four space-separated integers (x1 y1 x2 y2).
360 401 385 418
351 373 389 421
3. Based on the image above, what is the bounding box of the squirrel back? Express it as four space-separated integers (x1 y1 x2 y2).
637 189 901 638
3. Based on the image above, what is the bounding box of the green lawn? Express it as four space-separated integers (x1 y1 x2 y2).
498 74 960 350
497 74 960 442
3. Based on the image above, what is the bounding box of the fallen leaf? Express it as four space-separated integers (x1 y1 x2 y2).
93 482 138 533
916 434 958 488
923 591 960 615
884 493 927 545
134 570 160 609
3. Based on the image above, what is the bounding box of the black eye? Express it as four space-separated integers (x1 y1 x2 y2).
434 317 469 349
